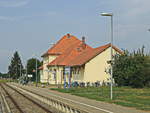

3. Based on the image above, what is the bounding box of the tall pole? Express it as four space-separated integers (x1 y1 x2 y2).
110 15 113 100
26 63 28 81
68 67 72 89
36 58 38 87
55 60 57 86
9 72 11 82
16 65 18 79
55 59 57 85
20 64 21 78
68 67 70 88
101 13 113 100
47 70 49 85
64 72 66 89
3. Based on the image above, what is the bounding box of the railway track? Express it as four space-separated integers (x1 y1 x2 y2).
9 83 89 113
1 83 24 113
0 83 54 113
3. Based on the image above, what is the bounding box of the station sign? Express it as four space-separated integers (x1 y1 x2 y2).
28 74 33 78
64 67 71 75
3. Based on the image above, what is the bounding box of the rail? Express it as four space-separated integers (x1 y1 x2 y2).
1 92 12 113
3 83 53 113
0 83 24 113
9 83 89 113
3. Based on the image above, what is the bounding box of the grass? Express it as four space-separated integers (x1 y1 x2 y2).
51 86 150 111
0 79 10 83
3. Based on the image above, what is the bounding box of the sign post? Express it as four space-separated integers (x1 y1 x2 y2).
28 74 33 82
64 67 71 89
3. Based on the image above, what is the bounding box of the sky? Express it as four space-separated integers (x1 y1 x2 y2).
0 0 150 73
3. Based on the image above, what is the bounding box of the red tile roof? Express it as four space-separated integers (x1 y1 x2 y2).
41 34 82 57
48 41 93 66
42 34 122 68
68 43 123 66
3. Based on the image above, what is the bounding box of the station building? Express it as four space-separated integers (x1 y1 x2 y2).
39 34 122 84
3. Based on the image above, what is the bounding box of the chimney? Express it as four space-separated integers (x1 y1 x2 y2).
67 33 71 38
82 36 85 44
82 36 86 49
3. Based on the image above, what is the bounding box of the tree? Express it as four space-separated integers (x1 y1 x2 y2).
26 58 41 81
8 51 23 79
141 56 150 87
113 47 150 88
0 72 2 78
0 73 9 78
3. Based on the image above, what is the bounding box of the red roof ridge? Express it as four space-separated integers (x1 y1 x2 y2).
48 40 92 66
41 34 80 57
95 43 123 54
41 34 123 67
69 43 122 66
48 41 81 66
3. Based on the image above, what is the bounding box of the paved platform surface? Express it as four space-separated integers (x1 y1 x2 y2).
10 83 148 113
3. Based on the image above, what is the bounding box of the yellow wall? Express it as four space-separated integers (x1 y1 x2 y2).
71 66 84 82
40 55 58 83
47 66 64 84
83 47 118 83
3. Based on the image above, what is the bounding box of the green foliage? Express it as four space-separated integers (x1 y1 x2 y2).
27 58 41 81
8 51 23 79
0 72 9 78
113 47 150 88
51 87 150 111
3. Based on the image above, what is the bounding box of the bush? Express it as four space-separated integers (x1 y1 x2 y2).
113 47 150 88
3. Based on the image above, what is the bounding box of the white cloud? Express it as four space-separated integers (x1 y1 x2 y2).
0 16 16 21
0 0 30 7
0 15 26 21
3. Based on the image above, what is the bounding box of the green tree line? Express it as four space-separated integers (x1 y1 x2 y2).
8 51 42 81
113 47 150 88
0 72 9 78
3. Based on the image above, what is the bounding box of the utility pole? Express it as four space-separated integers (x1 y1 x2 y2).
110 14 113 100
64 70 66 89
9 72 11 82
20 64 21 78
101 12 113 100
68 67 71 89
36 58 38 87
26 63 28 82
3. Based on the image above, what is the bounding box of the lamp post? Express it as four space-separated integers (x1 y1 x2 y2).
32 54 38 87
35 58 38 87
101 12 113 100
26 63 28 82
19 64 22 78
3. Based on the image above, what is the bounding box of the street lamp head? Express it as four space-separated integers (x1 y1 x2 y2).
101 12 113 16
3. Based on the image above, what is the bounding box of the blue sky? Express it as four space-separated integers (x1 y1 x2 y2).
0 0 150 73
